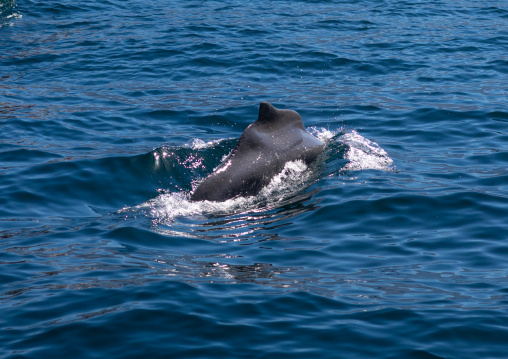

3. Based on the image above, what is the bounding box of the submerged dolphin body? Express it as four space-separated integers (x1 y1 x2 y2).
190 102 325 202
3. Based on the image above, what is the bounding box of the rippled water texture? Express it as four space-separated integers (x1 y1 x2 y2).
1 0 508 358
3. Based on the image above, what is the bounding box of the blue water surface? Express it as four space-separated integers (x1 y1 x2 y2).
2 0 508 358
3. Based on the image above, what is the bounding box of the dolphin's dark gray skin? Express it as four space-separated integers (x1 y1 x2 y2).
190 102 325 202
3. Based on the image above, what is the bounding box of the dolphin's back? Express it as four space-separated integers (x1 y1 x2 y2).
190 102 324 202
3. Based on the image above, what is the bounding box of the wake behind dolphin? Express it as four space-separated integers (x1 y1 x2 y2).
190 102 325 202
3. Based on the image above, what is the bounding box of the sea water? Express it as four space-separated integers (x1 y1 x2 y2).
1 1 508 358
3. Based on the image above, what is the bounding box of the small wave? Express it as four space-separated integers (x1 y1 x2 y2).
309 126 393 173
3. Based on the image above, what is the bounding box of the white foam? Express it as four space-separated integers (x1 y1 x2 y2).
308 126 336 142
187 138 222 150
339 130 393 171
259 160 310 199
120 159 311 224
1 12 21 27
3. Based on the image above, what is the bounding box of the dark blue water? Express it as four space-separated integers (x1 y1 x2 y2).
2 0 508 358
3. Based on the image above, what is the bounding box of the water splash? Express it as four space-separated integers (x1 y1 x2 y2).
121 127 393 227
308 126 336 142
121 159 312 223
339 130 394 171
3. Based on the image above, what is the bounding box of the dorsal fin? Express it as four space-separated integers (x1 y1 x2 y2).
257 102 279 123
255 102 305 130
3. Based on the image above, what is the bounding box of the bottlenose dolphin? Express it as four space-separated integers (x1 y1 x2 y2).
190 102 325 202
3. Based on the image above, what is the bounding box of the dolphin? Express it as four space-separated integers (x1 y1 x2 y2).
190 102 325 202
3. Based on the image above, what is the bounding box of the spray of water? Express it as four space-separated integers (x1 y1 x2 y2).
119 127 393 224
